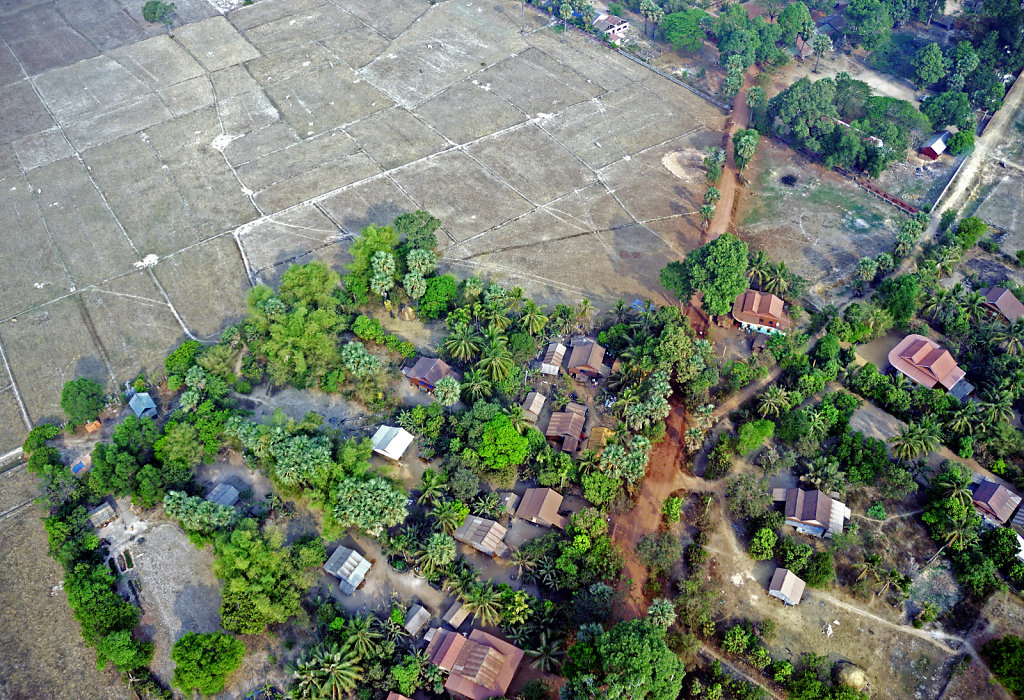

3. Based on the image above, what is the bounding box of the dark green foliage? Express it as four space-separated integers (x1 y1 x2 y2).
165 339 201 390
141 0 175 26
873 274 919 326
61 377 105 426
952 216 986 249
660 233 749 316
64 563 140 646
845 0 890 51
982 527 1022 569
637 531 683 575
662 9 708 51
418 274 458 319
748 527 777 560
704 436 734 480
23 423 60 453
562 619 686 700
984 635 1024 696
832 431 889 484
45 506 100 569
171 632 245 695
921 91 973 130
393 210 441 251
95 629 154 672
776 409 811 443
802 550 835 587
946 129 974 155
775 537 813 574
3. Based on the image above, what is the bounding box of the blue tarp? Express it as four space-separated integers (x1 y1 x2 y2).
71 461 87 475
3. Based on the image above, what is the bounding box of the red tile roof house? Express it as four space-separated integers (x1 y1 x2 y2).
731 290 793 335
981 287 1024 324
772 488 851 538
887 334 974 401
426 628 524 700
404 356 461 392
971 480 1022 525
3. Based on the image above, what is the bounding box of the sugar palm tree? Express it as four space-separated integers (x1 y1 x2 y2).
503 406 529 434
757 385 789 418
343 614 383 659
684 427 706 452
698 204 715 229
647 598 677 628
443 323 483 362
292 642 363 700
747 250 771 287
461 369 493 403
526 631 565 672
478 340 513 383
462 581 503 627
472 491 504 519
694 403 716 431
417 532 457 577
417 468 448 506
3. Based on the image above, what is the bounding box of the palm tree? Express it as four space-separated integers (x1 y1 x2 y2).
507 286 525 313
520 300 548 337
979 389 1014 425
512 548 540 580
462 581 503 627
876 568 911 599
343 614 383 659
526 631 565 672
941 514 980 552
800 457 844 494
576 448 600 475
996 318 1024 355
482 303 513 333
472 491 504 518
921 288 949 320
417 532 457 577
684 427 705 452
417 468 448 506
891 423 931 462
698 203 715 229
444 564 476 598
757 385 789 418
806 408 827 437
443 323 483 362
944 404 978 436
461 369 493 403
432 501 467 535
694 403 715 431
576 298 594 331
960 290 985 321
747 250 771 287
854 553 883 582
647 598 677 628
292 642 363 700
610 298 630 324
764 262 791 296
503 406 528 434
933 472 973 506
478 340 513 383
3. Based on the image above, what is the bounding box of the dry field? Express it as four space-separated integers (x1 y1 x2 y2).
0 0 726 456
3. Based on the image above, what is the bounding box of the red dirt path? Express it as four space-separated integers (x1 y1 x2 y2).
610 399 689 618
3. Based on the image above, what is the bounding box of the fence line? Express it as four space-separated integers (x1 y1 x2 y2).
611 48 731 112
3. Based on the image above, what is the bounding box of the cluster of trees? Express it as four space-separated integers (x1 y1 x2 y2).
756 72 929 177
170 632 245 695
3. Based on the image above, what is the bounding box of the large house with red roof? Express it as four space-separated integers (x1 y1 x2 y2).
887 334 973 401
425 628 524 700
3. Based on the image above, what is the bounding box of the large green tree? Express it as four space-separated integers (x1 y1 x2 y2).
661 9 708 52
778 2 813 46
171 631 245 695
61 377 105 426
659 233 749 316
912 42 948 88
333 477 408 536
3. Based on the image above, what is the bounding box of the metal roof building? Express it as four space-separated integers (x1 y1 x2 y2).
404 603 431 637
453 517 509 558
129 392 157 419
88 501 117 528
515 487 567 529
206 481 241 508
769 567 806 605
371 425 415 461
323 546 371 595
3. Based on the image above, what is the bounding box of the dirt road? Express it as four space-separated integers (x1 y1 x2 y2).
611 400 689 618
707 71 755 240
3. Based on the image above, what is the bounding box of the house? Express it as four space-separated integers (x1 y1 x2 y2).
206 480 242 508
426 628 525 700
920 131 951 160
731 290 793 335
772 487 851 538
539 342 567 376
371 425 415 461
404 604 431 637
794 36 814 60
323 546 371 595
592 12 630 38
521 392 545 423
515 487 567 529
769 568 806 605
888 334 973 400
545 402 586 453
585 425 615 456
499 491 520 515
567 338 606 378
1010 503 1024 536
981 287 1024 324
971 480 1022 525
129 392 157 419
443 600 471 628
816 12 846 37
404 357 460 391
87 501 117 528
454 517 510 558
931 13 955 29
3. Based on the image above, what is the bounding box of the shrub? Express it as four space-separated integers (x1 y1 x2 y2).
662 496 683 524
638 531 683 575
704 437 734 480
748 527 777 561
737 419 775 454
722 624 752 654
866 503 886 519
171 632 245 695
803 550 835 588
946 129 974 155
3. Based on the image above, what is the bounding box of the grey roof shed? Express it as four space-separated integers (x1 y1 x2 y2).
324 546 371 595
129 392 157 419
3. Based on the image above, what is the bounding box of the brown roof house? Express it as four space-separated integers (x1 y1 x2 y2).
539 342 567 376
772 488 851 538
585 426 615 456
426 628 524 700
443 600 471 629
515 487 568 529
545 402 586 453
404 357 461 392
731 291 793 335
521 391 545 423
769 568 806 606
972 480 1022 525
888 334 973 401
981 287 1024 324
567 338 607 379
386 694 413 700
454 516 510 558
88 501 117 529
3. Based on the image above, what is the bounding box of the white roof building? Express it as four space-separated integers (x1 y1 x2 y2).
324 546 372 595
371 425 415 461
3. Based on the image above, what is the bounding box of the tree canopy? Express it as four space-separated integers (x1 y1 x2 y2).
171 632 245 695
660 233 749 316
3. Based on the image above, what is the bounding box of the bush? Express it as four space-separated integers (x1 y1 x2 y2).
866 503 886 519
704 437 734 480
984 635 1024 697
748 527 777 561
802 550 835 588
23 423 60 453
946 129 974 155
662 496 683 524
952 216 986 249
171 632 245 695
638 531 683 575
737 419 775 454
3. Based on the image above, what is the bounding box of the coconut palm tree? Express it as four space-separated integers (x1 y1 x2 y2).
444 564 476 598
482 303 513 333
417 532 457 577
764 262 791 296
292 642 363 700
921 288 949 320
757 385 789 418
944 404 978 436
443 323 483 362
512 548 540 580
343 614 383 659
520 300 548 337
610 298 630 324
747 250 771 287
854 553 883 582
941 514 980 552
503 406 529 434
996 318 1024 355
979 389 1014 425
461 369 493 403
431 501 467 535
876 568 911 599
526 631 565 672
932 471 973 506
960 290 985 321
576 449 600 475
506 286 525 313
478 340 513 383
576 298 595 331
417 468 448 506
462 581 503 627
